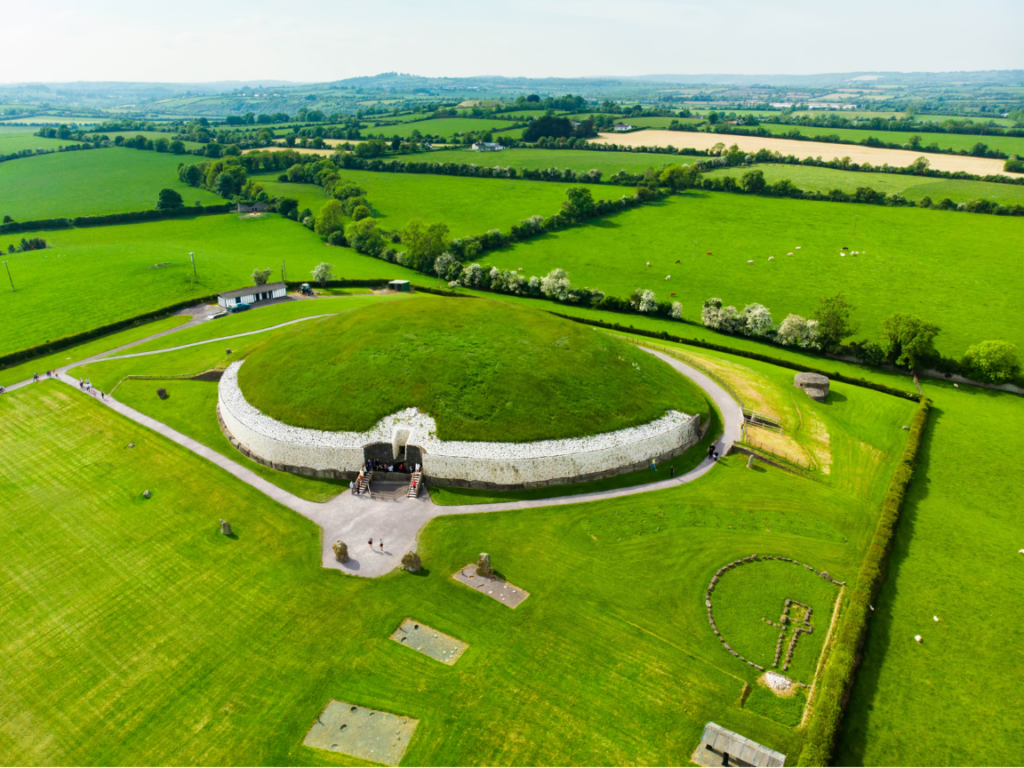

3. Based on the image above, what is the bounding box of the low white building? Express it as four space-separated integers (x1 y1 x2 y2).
471 142 505 151
613 122 634 131
217 281 287 309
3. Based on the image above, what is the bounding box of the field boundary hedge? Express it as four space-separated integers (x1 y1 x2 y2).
547 312 922 402
0 205 234 235
797 397 932 766
0 294 217 371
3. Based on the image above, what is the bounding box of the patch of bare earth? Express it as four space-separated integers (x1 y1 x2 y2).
592 130 1023 178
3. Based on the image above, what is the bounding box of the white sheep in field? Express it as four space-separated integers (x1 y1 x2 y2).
646 261 651 267
787 252 793 255
768 257 774 261
795 246 801 250
665 275 671 280
747 260 754 264
915 635 923 643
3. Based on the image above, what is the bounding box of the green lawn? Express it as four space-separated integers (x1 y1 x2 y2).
0 215 421 357
480 192 1024 357
755 123 1024 157
394 146 685 177
0 314 188 388
703 164 1024 205
127 293 406 354
0 368 908 764
239 297 710 441
255 169 620 237
0 148 223 221
115 378 348 503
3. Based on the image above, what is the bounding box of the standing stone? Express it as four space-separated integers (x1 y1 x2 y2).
220 519 232 536
476 552 494 577
156 388 168 400
332 540 349 563
142 490 151 499
746 454 755 469
401 551 422 572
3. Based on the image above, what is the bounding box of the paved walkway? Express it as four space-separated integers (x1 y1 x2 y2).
6 317 743 579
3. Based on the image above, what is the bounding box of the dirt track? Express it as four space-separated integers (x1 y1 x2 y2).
593 130 1023 178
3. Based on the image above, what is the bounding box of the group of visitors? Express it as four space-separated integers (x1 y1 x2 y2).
33 370 59 382
363 459 421 474
77 378 105 400
368 537 385 553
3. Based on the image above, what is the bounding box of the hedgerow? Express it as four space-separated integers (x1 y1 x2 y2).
797 397 932 766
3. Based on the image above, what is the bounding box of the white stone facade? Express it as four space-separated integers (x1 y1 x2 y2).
218 361 701 486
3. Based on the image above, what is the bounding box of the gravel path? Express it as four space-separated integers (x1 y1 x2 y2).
5 316 743 579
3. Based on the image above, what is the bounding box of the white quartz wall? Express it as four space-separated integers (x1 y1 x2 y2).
218 361 700 484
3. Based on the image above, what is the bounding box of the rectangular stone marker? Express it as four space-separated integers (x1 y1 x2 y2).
304 699 418 767
452 564 530 608
390 618 468 665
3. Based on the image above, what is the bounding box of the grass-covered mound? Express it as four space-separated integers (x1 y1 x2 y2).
237 296 708 442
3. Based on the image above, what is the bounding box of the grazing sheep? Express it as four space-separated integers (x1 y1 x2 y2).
706 251 713 255
915 635 922 643
675 259 680 263
795 246 801 250
747 260 754 264
665 275 671 280
646 261 650 267
934 616 940 621
787 252 793 255
670 292 676 296
768 257 774 261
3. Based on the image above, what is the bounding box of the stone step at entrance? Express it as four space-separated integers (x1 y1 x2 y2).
408 472 422 498
370 480 411 502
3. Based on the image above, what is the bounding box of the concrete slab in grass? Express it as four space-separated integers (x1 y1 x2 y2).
452 564 530 608
391 618 468 665
304 699 418 766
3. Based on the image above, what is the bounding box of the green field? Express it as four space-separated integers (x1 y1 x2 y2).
0 126 71 154
0 215 421 357
239 297 709 441
115 378 349 502
255 169 620 236
127 293 406 354
703 164 1024 205
363 117 517 139
755 123 1024 157
0 335 913 764
837 381 1024 765
480 192 1024 357
396 146 684 176
0 148 223 221
0 315 188 388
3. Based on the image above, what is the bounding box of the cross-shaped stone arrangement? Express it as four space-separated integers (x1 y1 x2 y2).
761 599 814 671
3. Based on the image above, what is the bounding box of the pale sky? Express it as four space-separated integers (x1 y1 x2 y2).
3 0 1022 83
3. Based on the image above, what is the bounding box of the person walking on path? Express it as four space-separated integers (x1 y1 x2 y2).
670 465 675 478
380 540 384 553
368 537 373 550
708 444 716 461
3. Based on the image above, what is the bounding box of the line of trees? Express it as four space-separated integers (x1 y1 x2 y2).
699 292 1020 383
